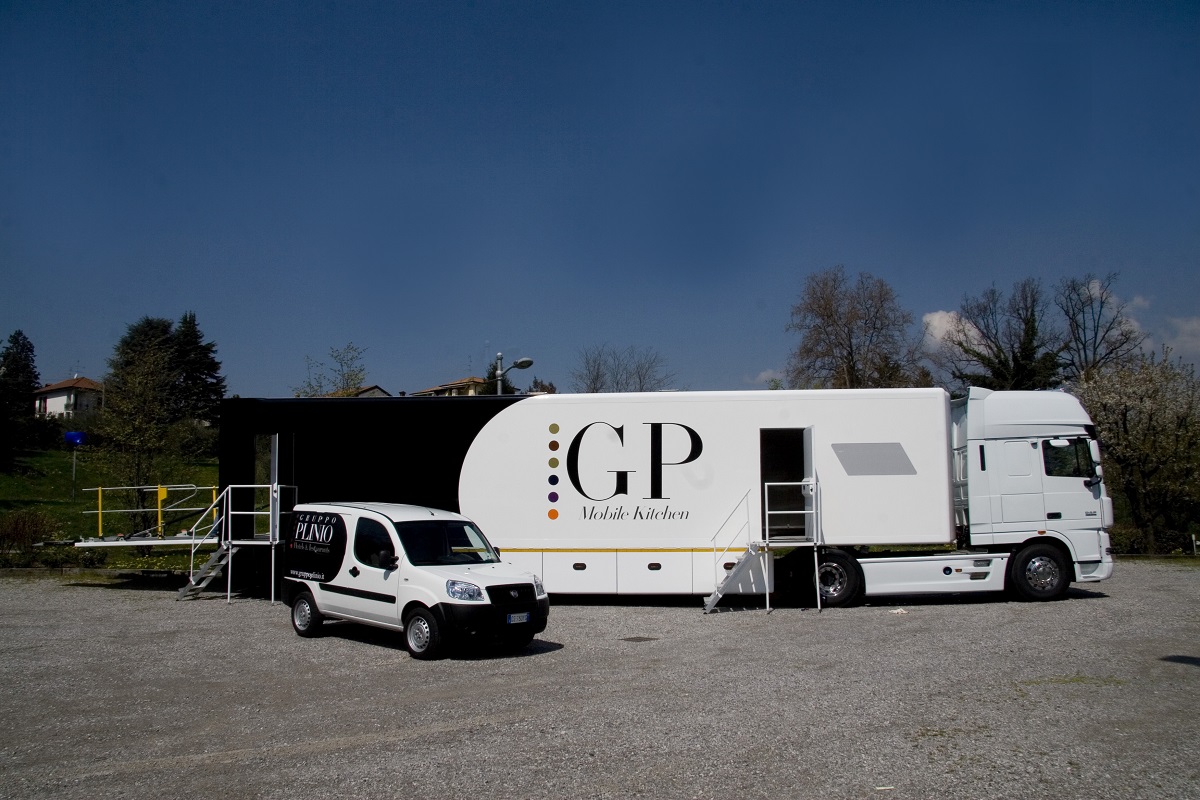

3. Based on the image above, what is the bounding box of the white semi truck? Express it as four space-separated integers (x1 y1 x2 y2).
219 385 1113 608
452 387 1113 608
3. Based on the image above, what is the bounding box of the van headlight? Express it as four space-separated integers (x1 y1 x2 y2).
446 580 485 602
532 575 546 597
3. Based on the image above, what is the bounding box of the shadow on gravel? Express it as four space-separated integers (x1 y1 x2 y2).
310 618 565 660
65 572 189 593
1161 655 1200 669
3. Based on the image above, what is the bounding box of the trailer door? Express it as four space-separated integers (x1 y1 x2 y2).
760 428 812 540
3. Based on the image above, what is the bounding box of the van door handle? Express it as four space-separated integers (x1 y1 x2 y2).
1047 512 1062 520
349 566 360 577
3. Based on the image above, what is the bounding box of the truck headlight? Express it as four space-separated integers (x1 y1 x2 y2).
532 575 546 597
446 580 485 602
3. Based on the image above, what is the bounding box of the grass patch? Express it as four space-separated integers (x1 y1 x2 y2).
0 449 218 542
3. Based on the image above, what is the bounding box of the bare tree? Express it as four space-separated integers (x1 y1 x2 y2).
293 343 369 397
569 344 675 393
937 278 1063 391
1055 272 1147 384
785 265 927 389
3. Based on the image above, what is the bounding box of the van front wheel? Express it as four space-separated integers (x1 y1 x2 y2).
404 607 443 660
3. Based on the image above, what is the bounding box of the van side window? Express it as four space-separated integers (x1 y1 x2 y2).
353 518 396 569
1042 438 1090 479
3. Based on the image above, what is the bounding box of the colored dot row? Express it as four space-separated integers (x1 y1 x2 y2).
548 423 560 520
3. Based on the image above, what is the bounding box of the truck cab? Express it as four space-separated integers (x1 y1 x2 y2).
283 502 549 658
952 388 1114 598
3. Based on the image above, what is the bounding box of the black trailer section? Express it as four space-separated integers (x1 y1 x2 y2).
219 396 527 531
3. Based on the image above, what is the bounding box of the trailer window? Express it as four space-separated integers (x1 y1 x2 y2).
394 520 500 566
1042 438 1091 479
353 518 396 569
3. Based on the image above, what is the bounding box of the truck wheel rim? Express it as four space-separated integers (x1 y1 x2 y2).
408 618 430 651
819 563 848 598
1025 556 1061 591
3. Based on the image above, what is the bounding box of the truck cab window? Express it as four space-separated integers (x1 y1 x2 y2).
353 517 396 568
1042 438 1091 479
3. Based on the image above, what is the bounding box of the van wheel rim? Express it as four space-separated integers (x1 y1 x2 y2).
294 602 310 629
408 618 431 651
1025 556 1061 591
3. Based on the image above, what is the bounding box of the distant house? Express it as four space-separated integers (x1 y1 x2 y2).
317 385 395 398
410 377 490 397
347 385 393 398
35 377 103 417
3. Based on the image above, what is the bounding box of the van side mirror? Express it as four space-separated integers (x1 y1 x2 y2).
383 555 400 570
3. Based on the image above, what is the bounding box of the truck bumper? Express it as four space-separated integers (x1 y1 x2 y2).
1075 531 1114 583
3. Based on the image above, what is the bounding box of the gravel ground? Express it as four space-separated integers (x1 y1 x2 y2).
0 562 1197 800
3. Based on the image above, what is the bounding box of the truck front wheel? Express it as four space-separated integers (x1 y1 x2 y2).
818 549 862 608
1009 543 1070 601
404 607 444 660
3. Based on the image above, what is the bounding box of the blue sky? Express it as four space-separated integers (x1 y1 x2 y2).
2 1 1197 396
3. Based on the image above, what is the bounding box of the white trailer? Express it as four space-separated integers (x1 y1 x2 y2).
453 387 1113 608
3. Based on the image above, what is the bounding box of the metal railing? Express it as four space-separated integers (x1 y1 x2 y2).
709 489 753 593
762 480 819 546
83 484 218 539
184 484 297 603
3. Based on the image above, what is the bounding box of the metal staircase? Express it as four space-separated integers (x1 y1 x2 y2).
177 539 240 600
173 483 295 603
703 541 768 613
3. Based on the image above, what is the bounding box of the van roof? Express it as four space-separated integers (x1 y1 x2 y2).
294 502 468 524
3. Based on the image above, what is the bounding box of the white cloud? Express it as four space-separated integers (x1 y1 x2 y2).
922 310 959 350
754 369 784 385
1163 316 1200 366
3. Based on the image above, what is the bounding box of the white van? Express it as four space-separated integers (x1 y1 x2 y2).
282 502 549 659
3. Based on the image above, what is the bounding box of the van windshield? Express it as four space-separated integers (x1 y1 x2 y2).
393 520 501 567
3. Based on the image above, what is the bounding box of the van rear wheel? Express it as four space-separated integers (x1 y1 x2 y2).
404 607 443 660
291 591 324 637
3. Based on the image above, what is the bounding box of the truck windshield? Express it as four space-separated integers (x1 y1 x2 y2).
393 520 501 567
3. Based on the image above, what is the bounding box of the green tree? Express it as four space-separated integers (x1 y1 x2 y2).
293 343 369 397
527 376 557 394
0 330 41 468
172 311 226 425
938 278 1062 391
1076 349 1200 553
92 314 226 530
94 342 182 534
786 266 928 389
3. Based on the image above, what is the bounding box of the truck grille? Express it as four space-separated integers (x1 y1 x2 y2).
485 583 536 606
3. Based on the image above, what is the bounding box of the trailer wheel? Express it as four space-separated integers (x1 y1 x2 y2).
404 607 443 660
291 591 324 638
818 549 862 607
1009 543 1070 601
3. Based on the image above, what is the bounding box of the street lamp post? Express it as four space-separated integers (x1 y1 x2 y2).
495 352 534 395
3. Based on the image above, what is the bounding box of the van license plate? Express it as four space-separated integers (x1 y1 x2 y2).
507 612 530 624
